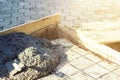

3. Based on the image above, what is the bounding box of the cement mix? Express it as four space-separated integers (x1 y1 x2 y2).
0 32 60 80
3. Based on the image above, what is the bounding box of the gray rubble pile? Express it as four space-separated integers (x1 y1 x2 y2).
0 32 60 80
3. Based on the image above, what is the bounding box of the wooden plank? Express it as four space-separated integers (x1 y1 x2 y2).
57 24 120 65
0 13 60 36
76 30 120 65
80 31 120 44
57 25 120 65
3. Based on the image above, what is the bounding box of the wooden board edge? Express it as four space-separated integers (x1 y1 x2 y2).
57 25 120 65
0 13 60 35
77 31 120 65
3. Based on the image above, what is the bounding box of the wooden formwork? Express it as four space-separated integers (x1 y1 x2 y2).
1 13 120 65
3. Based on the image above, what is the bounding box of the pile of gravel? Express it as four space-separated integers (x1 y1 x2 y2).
0 32 60 80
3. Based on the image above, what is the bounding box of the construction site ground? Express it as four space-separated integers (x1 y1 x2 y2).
1 0 120 80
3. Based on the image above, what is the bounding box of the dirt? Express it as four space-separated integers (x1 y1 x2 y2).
0 32 60 80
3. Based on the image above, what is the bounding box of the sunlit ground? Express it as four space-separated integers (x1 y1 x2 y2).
62 0 120 27
1 0 120 80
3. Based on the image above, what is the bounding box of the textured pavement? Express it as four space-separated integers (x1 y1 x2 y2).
1 0 120 30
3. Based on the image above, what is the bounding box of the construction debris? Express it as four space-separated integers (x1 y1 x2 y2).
0 32 60 80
